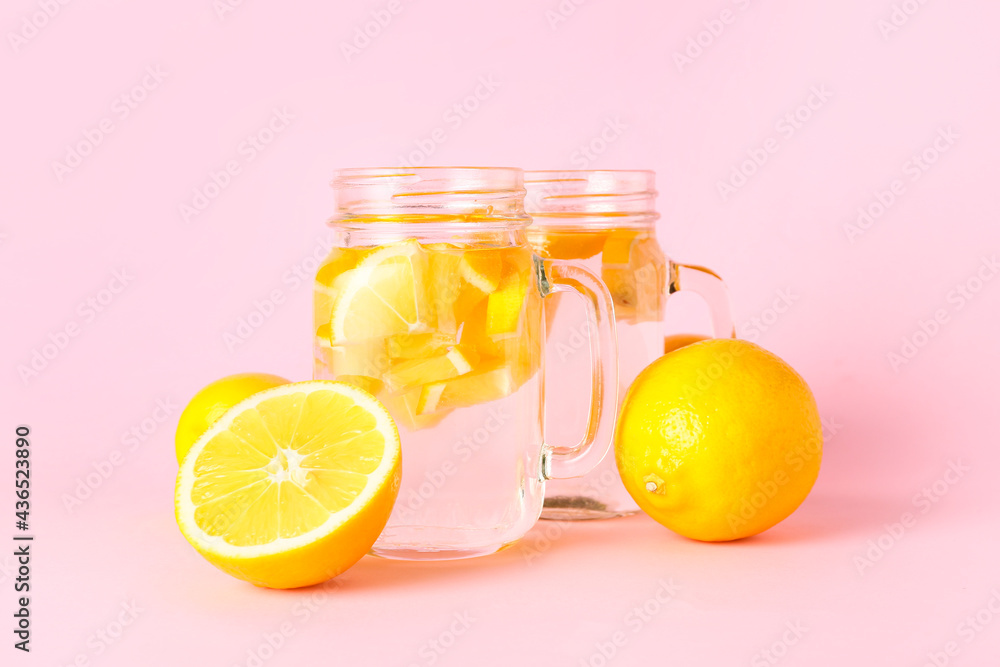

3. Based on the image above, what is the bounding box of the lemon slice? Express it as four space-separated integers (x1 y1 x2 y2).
382 388 453 431
336 374 385 397
459 248 503 293
383 346 479 394
316 247 375 288
330 241 433 343
527 228 609 260
428 247 490 335
329 339 390 379
426 365 517 410
600 229 640 264
386 332 456 360
317 323 390 385
601 234 665 323
314 247 373 330
486 253 533 335
175 381 401 589
458 299 505 359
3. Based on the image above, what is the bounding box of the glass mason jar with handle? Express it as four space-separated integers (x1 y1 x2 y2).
524 170 734 520
314 167 618 559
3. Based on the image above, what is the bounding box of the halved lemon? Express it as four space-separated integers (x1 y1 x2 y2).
175 381 402 589
175 373 289 465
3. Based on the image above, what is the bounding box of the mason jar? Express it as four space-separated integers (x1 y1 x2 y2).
525 170 734 520
314 167 619 558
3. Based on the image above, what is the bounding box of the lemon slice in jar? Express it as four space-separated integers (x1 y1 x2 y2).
329 241 434 343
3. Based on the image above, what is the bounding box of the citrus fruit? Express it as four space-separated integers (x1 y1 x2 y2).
428 365 517 410
386 332 456 360
615 339 822 542
318 241 539 430
426 246 472 335
383 346 479 394
175 381 401 589
459 248 503 293
175 373 289 464
486 252 532 335
601 233 665 323
600 229 640 264
528 228 609 260
314 247 374 331
382 388 453 431
329 240 433 343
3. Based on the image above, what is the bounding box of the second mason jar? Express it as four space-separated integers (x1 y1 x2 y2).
525 170 734 520
314 167 619 559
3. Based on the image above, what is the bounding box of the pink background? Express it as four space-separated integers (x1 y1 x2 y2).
3 0 1000 665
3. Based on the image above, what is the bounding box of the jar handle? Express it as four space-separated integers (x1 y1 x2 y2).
537 257 619 480
669 262 736 338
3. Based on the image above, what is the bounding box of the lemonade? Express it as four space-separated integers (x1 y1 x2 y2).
528 225 666 518
528 226 667 326
318 167 618 559
313 241 542 425
314 237 548 558
524 169 672 520
526 168 734 521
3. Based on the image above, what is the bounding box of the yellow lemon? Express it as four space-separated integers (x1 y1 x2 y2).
615 339 822 541
175 373 289 464
175 381 401 589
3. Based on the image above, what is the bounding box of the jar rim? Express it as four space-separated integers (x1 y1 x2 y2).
331 166 529 223
525 168 655 179
333 166 524 188
523 169 658 225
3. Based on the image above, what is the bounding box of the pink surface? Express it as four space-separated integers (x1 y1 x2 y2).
3 0 999 664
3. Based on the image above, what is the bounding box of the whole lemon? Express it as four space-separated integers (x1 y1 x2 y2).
615 339 822 541
174 373 289 464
